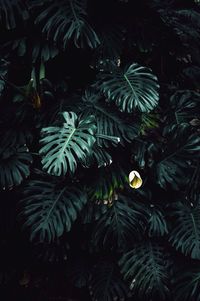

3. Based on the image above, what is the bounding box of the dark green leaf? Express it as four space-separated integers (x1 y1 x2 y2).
94 63 159 113
19 179 87 242
39 111 96 176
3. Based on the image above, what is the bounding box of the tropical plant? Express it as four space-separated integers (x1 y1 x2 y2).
1 0 200 300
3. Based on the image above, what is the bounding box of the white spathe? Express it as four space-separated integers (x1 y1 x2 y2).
129 170 143 189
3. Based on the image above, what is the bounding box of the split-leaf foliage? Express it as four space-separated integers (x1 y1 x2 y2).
1 0 200 300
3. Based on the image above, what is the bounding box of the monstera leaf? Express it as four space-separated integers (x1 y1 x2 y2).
147 206 168 237
89 261 129 301
0 144 32 189
39 111 96 176
119 242 171 299
85 144 113 168
33 0 100 48
19 179 87 242
94 62 159 113
81 89 138 147
92 194 147 250
170 90 200 126
155 124 200 189
169 202 200 259
0 0 29 29
175 265 200 301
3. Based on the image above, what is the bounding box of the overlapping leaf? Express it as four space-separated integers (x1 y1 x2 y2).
0 144 32 189
170 90 200 125
81 89 138 147
34 0 100 48
19 179 87 242
175 265 200 301
119 242 171 299
92 194 147 250
94 63 159 113
155 124 200 189
169 202 200 259
39 111 96 176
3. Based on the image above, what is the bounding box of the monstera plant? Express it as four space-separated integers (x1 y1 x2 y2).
1 1 200 301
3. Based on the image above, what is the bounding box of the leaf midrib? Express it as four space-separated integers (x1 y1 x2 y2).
124 73 138 100
43 187 67 226
58 127 76 158
69 0 81 25
190 212 199 242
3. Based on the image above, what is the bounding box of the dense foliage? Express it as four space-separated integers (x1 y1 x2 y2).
1 0 200 300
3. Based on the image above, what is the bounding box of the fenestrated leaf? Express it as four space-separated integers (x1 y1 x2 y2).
148 206 168 237
94 62 159 113
80 89 138 147
119 242 171 300
169 202 200 259
170 90 200 125
0 0 29 29
92 194 147 250
33 0 100 49
155 124 200 189
39 111 96 176
0 144 32 190
85 144 113 168
175 264 200 301
19 179 87 242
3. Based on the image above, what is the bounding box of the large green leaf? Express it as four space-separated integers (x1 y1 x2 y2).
80 89 138 147
175 265 200 301
147 206 168 237
85 144 113 168
19 179 87 242
94 62 159 113
169 202 200 259
119 242 171 299
92 194 147 250
155 124 200 189
170 90 200 125
0 144 32 189
39 111 96 176
33 0 100 49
